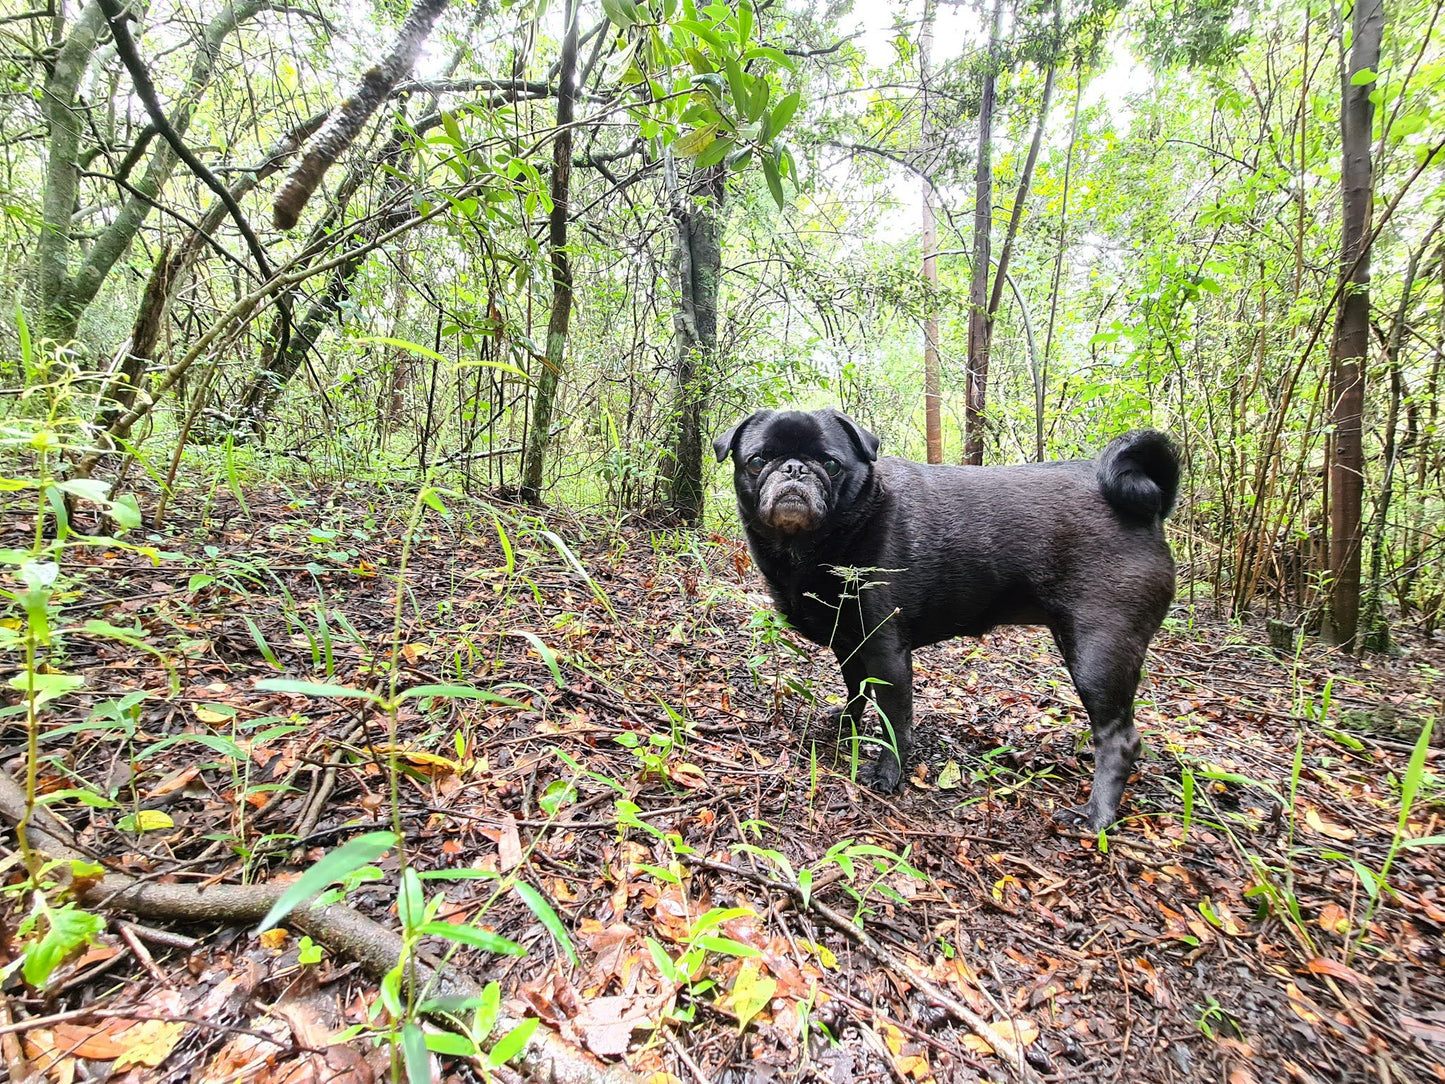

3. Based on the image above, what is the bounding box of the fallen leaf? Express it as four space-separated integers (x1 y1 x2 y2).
497 816 523 871
1305 957 1368 985
961 1018 1040 1055
936 760 961 789
117 809 174 832
112 1019 185 1071
665 762 707 789
1304 808 1356 841
572 996 655 1057
1316 904 1350 935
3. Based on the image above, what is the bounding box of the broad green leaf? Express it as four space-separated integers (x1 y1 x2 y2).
1350 67 1377 85
417 920 526 955
762 154 784 209
54 478 111 503
695 135 733 168
254 831 399 933
770 91 801 133
487 1017 539 1067
402 1023 429 1084
425 1030 478 1056
398 684 522 705
512 881 578 965
256 678 382 704
600 0 634 28
539 779 578 816
23 904 105 988
676 123 719 156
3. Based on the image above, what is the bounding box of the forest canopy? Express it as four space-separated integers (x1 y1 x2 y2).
3 0 1440 648
2 0 1445 1080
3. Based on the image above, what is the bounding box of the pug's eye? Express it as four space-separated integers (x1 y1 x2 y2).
822 458 842 479
745 454 767 474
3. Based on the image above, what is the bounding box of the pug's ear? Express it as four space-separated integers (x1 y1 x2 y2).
823 408 880 463
714 410 773 462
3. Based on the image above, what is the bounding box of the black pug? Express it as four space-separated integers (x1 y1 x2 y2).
714 407 1180 831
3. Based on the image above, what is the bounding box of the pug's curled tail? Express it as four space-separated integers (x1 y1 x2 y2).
1098 430 1181 520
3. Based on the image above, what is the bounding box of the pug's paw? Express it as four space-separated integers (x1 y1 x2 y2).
1053 799 1116 833
862 754 904 794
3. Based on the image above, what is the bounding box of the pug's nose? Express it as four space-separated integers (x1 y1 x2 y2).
780 459 808 478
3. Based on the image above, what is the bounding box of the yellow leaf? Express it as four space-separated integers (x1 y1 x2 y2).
724 959 776 1031
800 940 837 968
194 704 232 724
259 928 289 950
936 760 962 790
1305 808 1356 841
112 1019 185 1071
961 1018 1040 1056
130 809 174 831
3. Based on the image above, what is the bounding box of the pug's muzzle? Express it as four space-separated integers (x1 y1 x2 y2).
758 463 827 533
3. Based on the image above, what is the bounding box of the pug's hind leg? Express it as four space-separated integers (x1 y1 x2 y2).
860 647 913 794
1055 630 1145 832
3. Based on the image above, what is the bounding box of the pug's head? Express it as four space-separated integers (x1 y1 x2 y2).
713 408 880 536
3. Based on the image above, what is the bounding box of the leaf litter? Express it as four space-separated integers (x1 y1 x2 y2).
3 486 1443 1083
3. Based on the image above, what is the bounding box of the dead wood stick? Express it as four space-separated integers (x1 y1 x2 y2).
0 774 637 1084
680 854 1036 1083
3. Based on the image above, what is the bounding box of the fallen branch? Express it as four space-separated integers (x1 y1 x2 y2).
679 854 1037 1083
0 773 637 1084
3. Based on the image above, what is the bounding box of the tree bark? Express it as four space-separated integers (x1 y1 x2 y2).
36 0 264 344
920 0 942 464
1039 67 1081 462
95 244 173 433
664 158 726 526
1325 0 1383 649
963 0 1002 466
521 0 580 502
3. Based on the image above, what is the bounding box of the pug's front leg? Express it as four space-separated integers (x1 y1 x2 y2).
860 646 913 793
827 650 870 734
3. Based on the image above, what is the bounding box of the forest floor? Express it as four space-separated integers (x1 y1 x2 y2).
4 483 1444 1084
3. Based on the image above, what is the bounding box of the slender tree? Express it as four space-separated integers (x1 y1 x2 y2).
920 0 943 464
963 0 1002 465
521 0 581 502
1325 0 1384 648
663 156 727 526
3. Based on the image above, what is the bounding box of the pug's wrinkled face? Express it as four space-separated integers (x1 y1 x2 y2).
714 409 880 536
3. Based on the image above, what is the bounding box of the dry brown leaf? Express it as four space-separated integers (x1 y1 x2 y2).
572 996 655 1057
146 765 200 798
1305 957 1368 985
497 816 523 871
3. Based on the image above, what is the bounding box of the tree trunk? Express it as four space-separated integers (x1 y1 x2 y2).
1360 216 1440 651
664 158 726 526
962 0 1002 466
36 0 263 345
920 0 942 464
1039 67 1081 462
1325 0 1383 649
521 0 580 502
95 244 173 434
